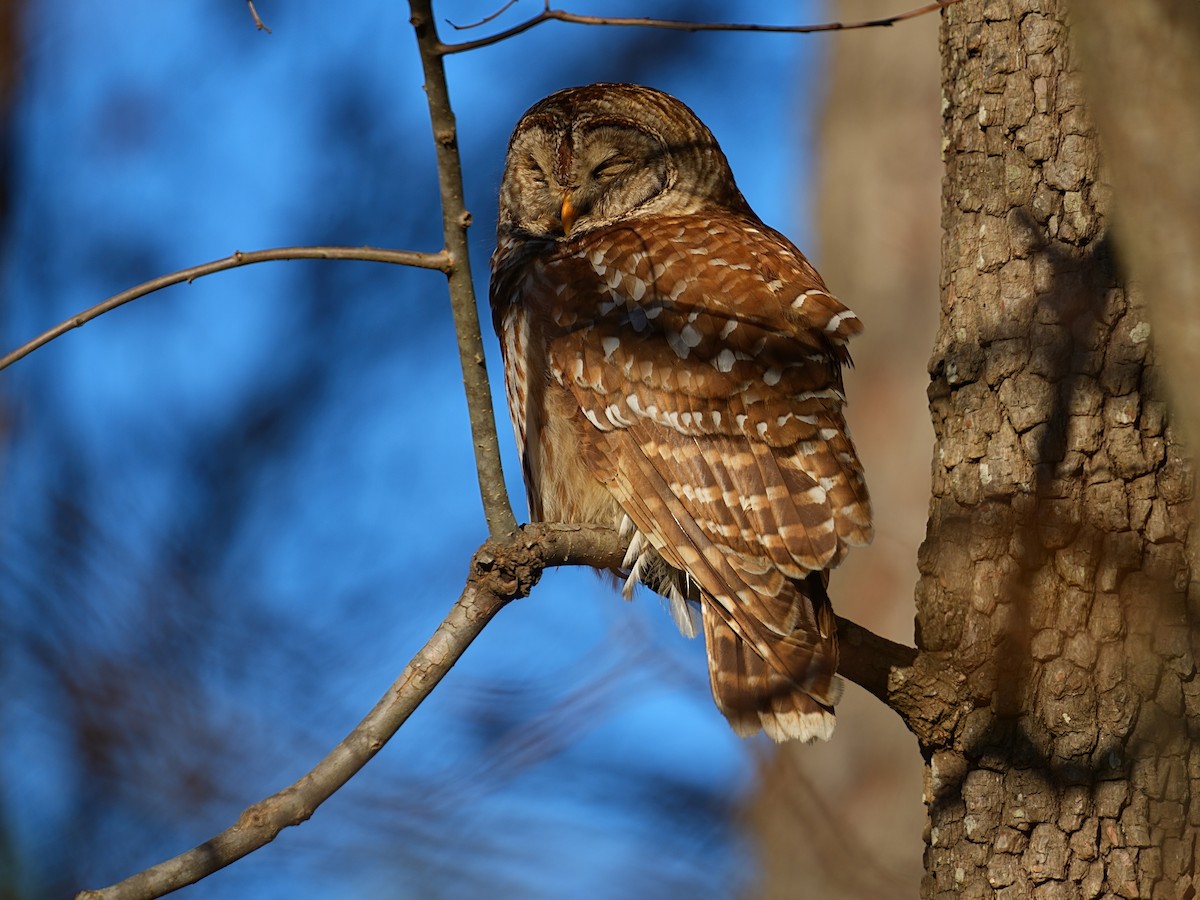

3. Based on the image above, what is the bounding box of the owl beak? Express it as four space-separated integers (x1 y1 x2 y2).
560 194 579 235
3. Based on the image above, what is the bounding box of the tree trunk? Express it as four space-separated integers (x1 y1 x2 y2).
1066 0 1200 457
923 0 1199 896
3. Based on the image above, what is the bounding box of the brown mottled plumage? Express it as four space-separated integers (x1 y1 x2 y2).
490 83 872 742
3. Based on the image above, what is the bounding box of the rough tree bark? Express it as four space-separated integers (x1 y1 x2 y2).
1067 0 1200 457
922 1 1198 897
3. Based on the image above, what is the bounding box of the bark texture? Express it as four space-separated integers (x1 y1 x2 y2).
924 1 1199 897
1067 0 1200 456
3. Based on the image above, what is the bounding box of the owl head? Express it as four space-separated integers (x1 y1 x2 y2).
497 83 753 240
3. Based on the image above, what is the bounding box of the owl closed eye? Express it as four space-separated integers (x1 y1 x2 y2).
501 116 678 237
490 83 872 743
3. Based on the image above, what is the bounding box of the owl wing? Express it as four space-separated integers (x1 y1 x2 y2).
530 214 872 740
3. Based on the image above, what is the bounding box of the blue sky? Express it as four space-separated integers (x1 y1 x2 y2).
1 2 832 896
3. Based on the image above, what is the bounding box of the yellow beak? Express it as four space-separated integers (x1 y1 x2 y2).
561 195 579 235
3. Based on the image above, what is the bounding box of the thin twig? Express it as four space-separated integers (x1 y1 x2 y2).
440 0 963 54
247 0 271 33
0 246 450 373
74 524 631 900
446 0 519 31
410 0 518 538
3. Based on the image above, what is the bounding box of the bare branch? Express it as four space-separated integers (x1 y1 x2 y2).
446 0 520 31
75 518 938 899
835 615 918 705
440 0 964 55
247 0 271 33
73 523 628 900
409 0 519 538
0 246 450 373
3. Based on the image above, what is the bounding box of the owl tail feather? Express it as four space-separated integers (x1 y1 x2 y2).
702 593 841 743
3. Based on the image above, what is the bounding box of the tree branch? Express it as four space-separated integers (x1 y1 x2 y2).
73 523 633 900
440 0 964 55
246 0 271 33
76 520 941 899
58 4 971 896
0 246 450 373
445 0 519 31
835 615 918 704
410 0 518 538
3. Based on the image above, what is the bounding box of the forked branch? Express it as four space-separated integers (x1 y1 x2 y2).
246 0 271 32
74 525 635 900
75 523 931 900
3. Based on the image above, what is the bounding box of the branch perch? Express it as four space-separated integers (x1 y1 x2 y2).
75 523 637 900
76 522 934 900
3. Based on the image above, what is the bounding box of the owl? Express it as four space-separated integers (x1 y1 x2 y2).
490 83 872 743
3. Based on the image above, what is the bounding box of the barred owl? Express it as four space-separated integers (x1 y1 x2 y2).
490 83 872 743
